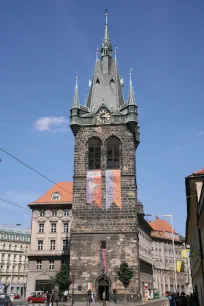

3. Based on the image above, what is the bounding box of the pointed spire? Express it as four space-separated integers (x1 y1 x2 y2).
72 74 80 108
128 69 136 105
101 9 113 58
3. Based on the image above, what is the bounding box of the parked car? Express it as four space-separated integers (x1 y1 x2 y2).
30 291 44 296
0 294 12 306
13 295 20 300
27 295 46 303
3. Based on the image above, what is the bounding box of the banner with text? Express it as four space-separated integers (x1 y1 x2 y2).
105 170 121 209
86 170 102 208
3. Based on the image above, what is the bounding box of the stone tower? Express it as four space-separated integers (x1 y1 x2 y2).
70 12 140 301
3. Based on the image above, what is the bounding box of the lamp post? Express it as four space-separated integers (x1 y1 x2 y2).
71 273 75 306
145 213 178 293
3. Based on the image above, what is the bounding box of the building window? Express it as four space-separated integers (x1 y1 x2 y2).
88 137 101 169
51 223 57 233
38 240 43 250
49 260 54 270
3 234 7 239
101 241 106 249
52 210 57 216
15 235 18 240
63 240 69 251
36 261 42 270
9 244 11 250
50 240 56 251
2 254 5 260
52 193 60 201
2 244 5 249
64 223 69 233
40 210 45 217
106 137 120 169
64 209 69 216
39 224 44 233
19 255 22 262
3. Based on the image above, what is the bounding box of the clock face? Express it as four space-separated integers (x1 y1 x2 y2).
96 108 111 124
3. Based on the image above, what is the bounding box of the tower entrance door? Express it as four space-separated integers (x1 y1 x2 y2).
98 278 109 301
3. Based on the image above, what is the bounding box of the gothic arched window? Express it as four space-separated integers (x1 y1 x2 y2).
106 137 121 169
88 138 102 169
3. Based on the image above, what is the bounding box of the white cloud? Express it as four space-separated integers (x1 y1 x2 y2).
34 116 69 132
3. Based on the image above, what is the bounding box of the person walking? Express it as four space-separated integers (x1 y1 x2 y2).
46 292 52 306
102 290 106 306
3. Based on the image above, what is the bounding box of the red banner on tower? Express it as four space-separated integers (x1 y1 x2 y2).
105 170 121 209
86 170 102 208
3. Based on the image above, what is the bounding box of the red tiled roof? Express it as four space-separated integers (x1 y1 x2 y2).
148 218 180 241
29 182 73 205
192 168 204 175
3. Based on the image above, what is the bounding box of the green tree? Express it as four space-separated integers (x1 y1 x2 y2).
117 262 133 305
54 264 71 294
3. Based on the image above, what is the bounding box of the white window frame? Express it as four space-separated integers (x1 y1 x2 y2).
38 240 43 250
52 193 60 201
64 223 69 233
52 210 57 216
49 260 55 270
51 223 57 233
39 224 44 233
40 210 45 217
36 261 42 270
63 240 69 251
50 240 56 251
64 209 69 216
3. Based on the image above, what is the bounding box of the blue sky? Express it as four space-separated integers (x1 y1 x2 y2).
0 0 204 235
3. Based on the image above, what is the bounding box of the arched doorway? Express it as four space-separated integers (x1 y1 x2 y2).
97 278 109 301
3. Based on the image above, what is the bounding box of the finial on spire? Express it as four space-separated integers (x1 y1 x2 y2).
128 68 136 105
115 47 118 60
101 9 112 58
105 9 108 24
96 48 99 61
72 73 80 108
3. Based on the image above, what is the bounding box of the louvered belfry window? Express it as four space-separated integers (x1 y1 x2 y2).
88 138 101 169
107 137 120 169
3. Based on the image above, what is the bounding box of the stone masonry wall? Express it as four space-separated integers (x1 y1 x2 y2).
70 125 140 300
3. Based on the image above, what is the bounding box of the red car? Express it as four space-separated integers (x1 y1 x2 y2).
27 295 46 303
14 294 20 299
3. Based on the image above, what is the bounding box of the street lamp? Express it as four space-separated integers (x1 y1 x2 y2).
145 213 178 293
71 273 75 306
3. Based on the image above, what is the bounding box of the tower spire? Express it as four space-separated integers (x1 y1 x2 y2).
128 69 136 105
101 9 113 58
72 74 80 108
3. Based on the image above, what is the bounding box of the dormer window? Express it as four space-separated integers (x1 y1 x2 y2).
52 192 60 201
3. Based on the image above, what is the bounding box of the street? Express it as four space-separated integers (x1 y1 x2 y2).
12 299 166 306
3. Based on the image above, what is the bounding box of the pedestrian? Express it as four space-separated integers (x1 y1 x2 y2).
179 292 187 306
46 292 52 306
102 290 106 306
190 293 200 306
92 291 96 303
168 292 176 306
88 289 92 305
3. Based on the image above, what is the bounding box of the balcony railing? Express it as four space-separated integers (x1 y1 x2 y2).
0 271 27 276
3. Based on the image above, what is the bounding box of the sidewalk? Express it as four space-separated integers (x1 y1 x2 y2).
57 299 166 306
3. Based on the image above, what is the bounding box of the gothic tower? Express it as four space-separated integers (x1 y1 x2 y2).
70 12 140 301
